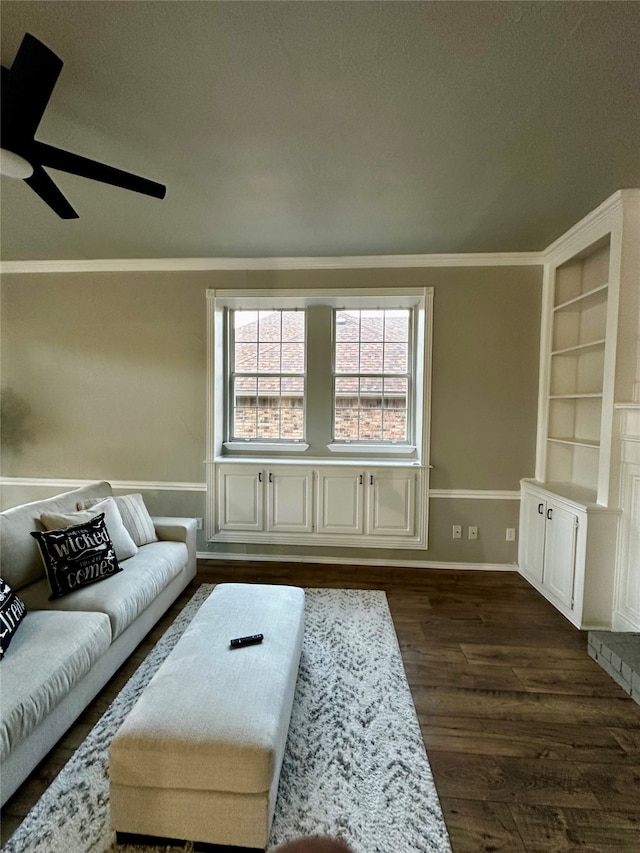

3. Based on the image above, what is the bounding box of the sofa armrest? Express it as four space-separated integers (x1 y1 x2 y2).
151 517 197 582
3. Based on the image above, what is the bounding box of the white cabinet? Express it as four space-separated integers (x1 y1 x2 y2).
519 480 618 628
315 467 417 538
543 501 579 610
216 464 312 534
216 465 263 532
267 467 314 534
519 486 578 611
366 469 416 537
214 462 424 548
612 405 640 631
519 489 547 584
316 469 364 534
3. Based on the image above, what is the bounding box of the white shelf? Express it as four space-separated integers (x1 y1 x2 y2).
551 339 606 357
549 393 602 400
547 437 600 449
553 282 608 313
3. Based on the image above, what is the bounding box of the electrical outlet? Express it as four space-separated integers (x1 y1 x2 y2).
468 526 478 540
452 524 462 539
196 517 203 530
506 527 516 542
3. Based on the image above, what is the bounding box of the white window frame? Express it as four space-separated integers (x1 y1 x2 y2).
207 287 432 460
227 307 307 445
330 306 415 451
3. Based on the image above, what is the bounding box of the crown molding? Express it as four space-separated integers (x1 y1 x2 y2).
543 189 640 266
2 191 638 276
0 251 543 275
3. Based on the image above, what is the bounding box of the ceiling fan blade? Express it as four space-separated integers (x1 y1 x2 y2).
33 141 167 199
25 164 79 219
1 33 63 143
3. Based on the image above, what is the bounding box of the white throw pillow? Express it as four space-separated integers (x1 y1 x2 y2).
40 497 138 562
77 493 158 547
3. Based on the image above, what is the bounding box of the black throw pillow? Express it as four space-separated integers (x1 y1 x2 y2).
31 513 122 600
0 577 27 660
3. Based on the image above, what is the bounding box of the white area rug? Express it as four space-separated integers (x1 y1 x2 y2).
2 586 451 853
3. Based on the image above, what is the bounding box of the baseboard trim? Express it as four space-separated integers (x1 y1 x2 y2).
197 551 517 572
612 610 640 632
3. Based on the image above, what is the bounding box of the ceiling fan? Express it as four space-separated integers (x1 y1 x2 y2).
0 32 166 218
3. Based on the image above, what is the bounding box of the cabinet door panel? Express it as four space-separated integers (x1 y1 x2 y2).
267 468 313 533
544 503 578 609
316 470 363 534
217 466 263 531
367 470 416 537
519 491 546 583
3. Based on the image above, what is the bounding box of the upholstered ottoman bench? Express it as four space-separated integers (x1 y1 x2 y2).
109 583 305 851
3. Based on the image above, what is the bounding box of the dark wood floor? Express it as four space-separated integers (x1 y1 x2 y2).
2 563 639 851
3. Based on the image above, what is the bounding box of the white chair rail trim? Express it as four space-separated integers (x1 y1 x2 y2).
0 478 519 501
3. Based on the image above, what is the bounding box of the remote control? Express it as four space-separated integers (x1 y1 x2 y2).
229 633 263 649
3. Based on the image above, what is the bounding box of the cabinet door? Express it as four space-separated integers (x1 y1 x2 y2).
217 465 264 531
519 490 547 584
267 467 314 533
543 502 578 610
367 469 416 537
316 469 364 535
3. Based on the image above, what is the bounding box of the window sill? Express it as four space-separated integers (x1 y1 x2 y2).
327 443 417 455
223 441 310 453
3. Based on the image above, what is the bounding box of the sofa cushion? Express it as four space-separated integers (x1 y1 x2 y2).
20 540 187 640
0 579 27 660
41 497 138 561
0 609 112 760
78 494 158 547
0 481 113 591
31 514 123 600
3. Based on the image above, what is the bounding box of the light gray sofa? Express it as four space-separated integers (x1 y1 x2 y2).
0 481 197 807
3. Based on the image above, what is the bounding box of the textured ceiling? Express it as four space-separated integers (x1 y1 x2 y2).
1 1 639 262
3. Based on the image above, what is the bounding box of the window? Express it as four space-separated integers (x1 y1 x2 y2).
334 309 410 443
230 310 305 441
208 287 432 459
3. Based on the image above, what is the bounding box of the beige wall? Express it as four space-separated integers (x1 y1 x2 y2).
0 264 542 565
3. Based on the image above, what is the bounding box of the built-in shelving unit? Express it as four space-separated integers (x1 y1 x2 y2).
520 190 640 630
545 239 611 501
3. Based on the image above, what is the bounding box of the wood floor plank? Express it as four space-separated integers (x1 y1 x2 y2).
420 716 636 762
427 751 601 808
439 798 527 853
461 642 598 669
609 727 640 760
404 660 526 691
509 804 640 853
514 666 629 697
420 621 587 650
396 642 470 666
415 685 640 728
575 762 640 813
